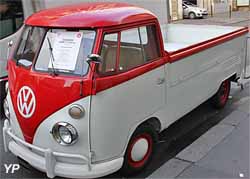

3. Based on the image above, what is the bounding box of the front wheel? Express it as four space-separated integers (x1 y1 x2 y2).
211 79 231 109
120 124 158 177
189 12 196 19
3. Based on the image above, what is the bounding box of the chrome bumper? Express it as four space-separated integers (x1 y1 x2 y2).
3 120 123 178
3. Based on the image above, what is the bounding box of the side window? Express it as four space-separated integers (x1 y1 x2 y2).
14 26 46 63
119 28 144 71
99 25 161 74
140 25 161 61
99 33 118 73
0 0 24 39
119 25 161 71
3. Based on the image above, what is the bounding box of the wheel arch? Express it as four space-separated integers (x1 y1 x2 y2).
189 11 196 16
228 73 238 82
214 73 236 93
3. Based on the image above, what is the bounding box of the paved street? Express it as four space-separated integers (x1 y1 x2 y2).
0 10 249 179
148 81 250 179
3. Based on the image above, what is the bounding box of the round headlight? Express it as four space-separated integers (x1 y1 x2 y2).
68 104 85 119
3 99 10 119
52 122 78 145
5 82 9 93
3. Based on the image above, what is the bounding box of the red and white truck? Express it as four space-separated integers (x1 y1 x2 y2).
2 2 249 178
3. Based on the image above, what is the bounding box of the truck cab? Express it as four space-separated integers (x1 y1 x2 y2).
3 3 166 178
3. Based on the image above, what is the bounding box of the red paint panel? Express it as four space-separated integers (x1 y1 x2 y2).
8 60 92 143
25 2 156 28
169 27 249 63
94 58 166 93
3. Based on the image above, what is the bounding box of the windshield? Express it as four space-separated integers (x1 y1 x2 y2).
14 26 96 76
183 2 197 6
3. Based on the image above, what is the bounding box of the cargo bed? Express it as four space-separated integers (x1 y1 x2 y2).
162 24 246 53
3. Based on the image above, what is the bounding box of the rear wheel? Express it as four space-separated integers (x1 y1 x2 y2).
120 124 157 177
211 79 231 109
189 12 196 19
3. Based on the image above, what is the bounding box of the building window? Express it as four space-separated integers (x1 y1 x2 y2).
0 0 24 40
237 0 250 6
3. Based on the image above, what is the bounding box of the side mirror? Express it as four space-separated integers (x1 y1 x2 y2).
86 54 103 64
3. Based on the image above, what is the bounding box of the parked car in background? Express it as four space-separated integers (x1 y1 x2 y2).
183 1 208 19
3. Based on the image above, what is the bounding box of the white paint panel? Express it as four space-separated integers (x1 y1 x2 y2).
33 97 91 164
158 35 247 129
91 66 165 162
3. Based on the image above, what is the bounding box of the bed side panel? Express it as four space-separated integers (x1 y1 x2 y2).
158 35 246 129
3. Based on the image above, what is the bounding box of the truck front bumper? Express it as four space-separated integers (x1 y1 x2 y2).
3 120 123 178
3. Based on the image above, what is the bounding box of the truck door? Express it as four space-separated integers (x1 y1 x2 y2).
90 25 166 162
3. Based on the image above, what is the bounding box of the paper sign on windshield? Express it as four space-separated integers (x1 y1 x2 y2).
49 32 83 71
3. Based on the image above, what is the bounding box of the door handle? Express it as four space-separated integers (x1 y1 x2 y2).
156 78 165 85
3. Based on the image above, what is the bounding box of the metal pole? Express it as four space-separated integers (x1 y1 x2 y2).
229 5 232 18
210 0 214 17
166 0 171 23
244 36 250 79
211 4 213 17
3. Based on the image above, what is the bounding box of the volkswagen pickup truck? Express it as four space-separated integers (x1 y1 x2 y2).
2 2 249 179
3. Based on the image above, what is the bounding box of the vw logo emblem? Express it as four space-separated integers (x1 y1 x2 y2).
17 86 36 118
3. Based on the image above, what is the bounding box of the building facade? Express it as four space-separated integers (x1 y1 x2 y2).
169 0 183 21
233 0 250 11
196 0 249 13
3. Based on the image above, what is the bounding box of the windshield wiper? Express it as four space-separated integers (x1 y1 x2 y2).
47 37 58 76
